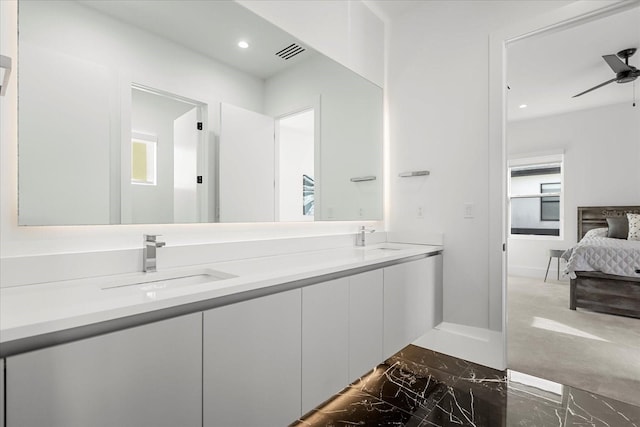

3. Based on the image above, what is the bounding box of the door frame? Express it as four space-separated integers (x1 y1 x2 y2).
490 0 640 369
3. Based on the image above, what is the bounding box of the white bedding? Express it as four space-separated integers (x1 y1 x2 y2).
562 228 640 279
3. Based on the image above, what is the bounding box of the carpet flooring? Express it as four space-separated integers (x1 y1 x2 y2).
507 276 640 407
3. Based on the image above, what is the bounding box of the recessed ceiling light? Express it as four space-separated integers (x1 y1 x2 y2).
519 104 528 109
238 41 249 49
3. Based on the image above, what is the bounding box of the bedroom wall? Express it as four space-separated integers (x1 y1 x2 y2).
507 102 640 278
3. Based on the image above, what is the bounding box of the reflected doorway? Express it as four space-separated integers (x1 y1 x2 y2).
276 109 315 222
124 85 207 224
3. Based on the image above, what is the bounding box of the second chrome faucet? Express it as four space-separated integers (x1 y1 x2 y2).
143 234 166 272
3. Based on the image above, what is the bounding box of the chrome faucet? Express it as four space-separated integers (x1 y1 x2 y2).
356 226 375 247
143 234 166 272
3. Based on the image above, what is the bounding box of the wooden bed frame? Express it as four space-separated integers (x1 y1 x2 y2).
570 206 640 318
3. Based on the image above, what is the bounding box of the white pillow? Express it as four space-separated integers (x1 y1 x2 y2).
628 213 640 241
583 227 607 239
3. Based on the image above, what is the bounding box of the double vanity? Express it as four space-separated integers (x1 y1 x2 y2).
0 241 442 427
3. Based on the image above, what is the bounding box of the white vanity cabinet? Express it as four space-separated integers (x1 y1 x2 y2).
383 255 443 359
1 249 442 427
301 269 385 414
301 277 350 413
5 313 203 427
202 289 302 427
348 269 384 379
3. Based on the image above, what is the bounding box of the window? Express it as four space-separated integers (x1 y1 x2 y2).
540 182 560 221
131 132 157 185
509 155 563 237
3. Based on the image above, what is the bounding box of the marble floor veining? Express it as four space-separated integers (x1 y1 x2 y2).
291 345 640 427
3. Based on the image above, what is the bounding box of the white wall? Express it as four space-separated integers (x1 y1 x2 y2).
18 43 113 225
1 0 384 262
508 102 640 278
386 1 570 331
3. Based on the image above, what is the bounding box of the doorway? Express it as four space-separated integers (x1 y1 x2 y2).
501 3 640 406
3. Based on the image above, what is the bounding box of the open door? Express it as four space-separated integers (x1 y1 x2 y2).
219 103 275 222
173 107 200 223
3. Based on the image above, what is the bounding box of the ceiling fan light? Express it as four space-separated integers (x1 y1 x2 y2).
617 76 637 84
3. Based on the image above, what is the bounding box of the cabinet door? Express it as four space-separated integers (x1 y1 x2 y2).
383 255 442 359
349 270 383 379
302 277 349 414
6 313 202 427
203 289 302 427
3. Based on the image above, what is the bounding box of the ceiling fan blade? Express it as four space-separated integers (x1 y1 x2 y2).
572 77 617 98
602 54 631 73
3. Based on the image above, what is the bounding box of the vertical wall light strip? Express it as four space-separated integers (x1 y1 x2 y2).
382 10 391 230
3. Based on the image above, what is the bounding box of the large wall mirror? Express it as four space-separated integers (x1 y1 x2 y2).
17 0 383 225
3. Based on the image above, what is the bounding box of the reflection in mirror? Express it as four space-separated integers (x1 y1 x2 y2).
126 85 206 225
219 103 275 223
18 0 382 225
278 109 315 222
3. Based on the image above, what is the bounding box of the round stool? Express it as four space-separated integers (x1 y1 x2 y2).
544 249 565 282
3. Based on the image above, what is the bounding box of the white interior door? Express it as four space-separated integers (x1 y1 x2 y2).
219 103 275 222
173 107 199 223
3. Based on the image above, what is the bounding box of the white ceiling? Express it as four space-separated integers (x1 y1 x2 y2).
508 6 640 121
78 0 316 80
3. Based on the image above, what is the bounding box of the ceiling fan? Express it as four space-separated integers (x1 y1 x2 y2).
573 48 639 98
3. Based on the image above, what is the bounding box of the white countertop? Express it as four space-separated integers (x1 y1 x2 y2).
0 243 441 349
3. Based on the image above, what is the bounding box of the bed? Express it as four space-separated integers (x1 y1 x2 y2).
564 206 640 318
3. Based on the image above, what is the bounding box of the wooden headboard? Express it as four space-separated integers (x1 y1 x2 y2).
577 206 640 240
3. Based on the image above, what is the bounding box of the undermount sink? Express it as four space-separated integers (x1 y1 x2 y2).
363 244 403 251
101 268 237 291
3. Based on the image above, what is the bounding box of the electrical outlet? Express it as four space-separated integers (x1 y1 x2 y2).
417 206 424 218
464 203 474 218
327 207 334 219
358 208 364 217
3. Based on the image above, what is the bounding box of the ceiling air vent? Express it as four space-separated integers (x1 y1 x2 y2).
275 43 306 60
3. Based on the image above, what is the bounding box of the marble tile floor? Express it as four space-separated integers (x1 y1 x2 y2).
291 345 640 427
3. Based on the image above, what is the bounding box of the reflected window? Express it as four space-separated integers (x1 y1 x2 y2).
131 132 157 186
509 156 563 237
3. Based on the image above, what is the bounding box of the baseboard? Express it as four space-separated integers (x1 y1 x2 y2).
412 322 506 370
508 265 569 281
